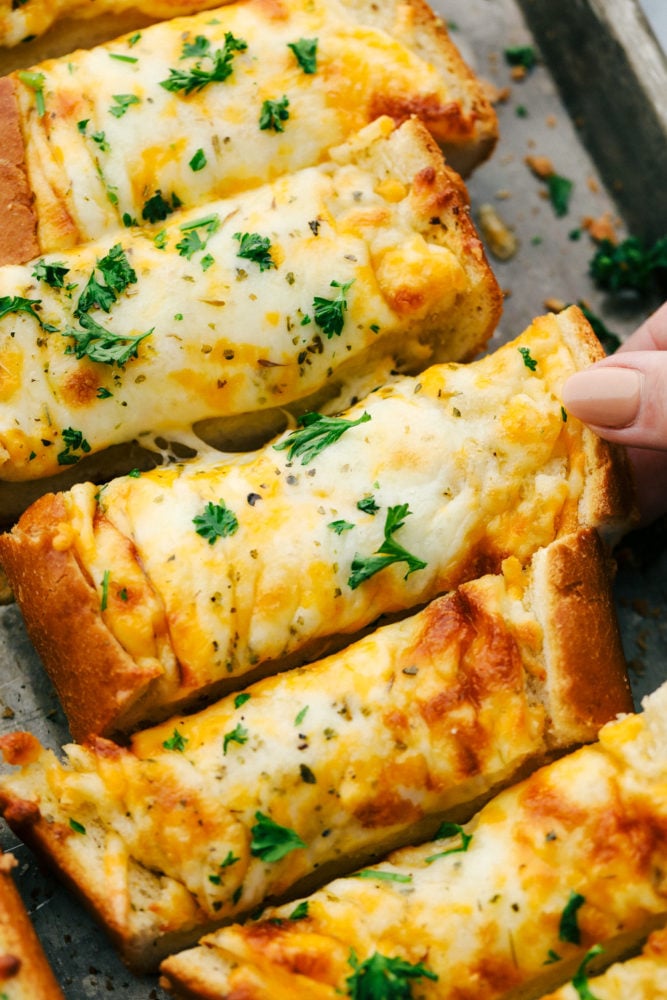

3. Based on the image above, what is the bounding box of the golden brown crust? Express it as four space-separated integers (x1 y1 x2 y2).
0 493 162 741
533 528 633 741
0 77 38 266
0 851 64 999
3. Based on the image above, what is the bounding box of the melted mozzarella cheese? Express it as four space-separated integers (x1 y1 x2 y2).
0 117 496 482
11 0 494 251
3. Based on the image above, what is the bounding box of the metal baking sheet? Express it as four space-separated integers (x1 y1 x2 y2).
1 1 666 995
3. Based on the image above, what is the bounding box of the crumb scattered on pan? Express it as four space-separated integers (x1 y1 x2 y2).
478 203 519 261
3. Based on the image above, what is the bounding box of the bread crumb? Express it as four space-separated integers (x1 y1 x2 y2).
482 79 511 104
510 65 527 81
525 155 554 179
478 204 519 261
587 176 600 193
495 189 512 200
582 212 619 243
544 297 566 313
545 114 557 128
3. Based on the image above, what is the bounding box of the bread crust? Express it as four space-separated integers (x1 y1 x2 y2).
0 851 64 999
0 77 38 266
0 0 496 263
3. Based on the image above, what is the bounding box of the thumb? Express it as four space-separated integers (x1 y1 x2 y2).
561 351 667 450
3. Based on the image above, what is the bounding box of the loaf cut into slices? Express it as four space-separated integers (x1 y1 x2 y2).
0 529 633 973
0 851 64 999
0 307 636 740
158 680 667 1000
0 115 501 492
0 0 497 262
538 926 667 1000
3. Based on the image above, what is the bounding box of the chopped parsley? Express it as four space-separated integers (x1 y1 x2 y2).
63 312 152 367
142 190 181 224
0 295 57 331
348 503 427 590
160 32 247 94
223 723 248 754
127 31 142 47
233 231 275 271
259 95 290 132
189 147 207 171
357 495 380 515
547 173 573 217
90 130 110 152
424 822 472 863
571 944 604 1000
163 728 188 752
351 870 412 884
100 569 110 611
109 52 138 63
294 705 308 726
289 901 309 920
504 45 537 69
193 499 239 544
76 243 137 314
328 519 354 534
559 890 586 944
68 818 86 835
274 410 371 465
17 70 46 115
589 235 667 295
32 259 70 288
234 692 251 709
176 214 220 260
345 951 438 1000
57 427 91 466
109 93 140 118
287 37 318 74
250 811 306 862
518 345 538 371
97 387 113 399
220 850 240 868
181 34 212 59
299 763 316 784
313 279 354 337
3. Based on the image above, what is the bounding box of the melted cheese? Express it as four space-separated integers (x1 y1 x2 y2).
25 311 601 732
0 116 498 482
9 0 494 251
158 681 667 998
0 549 599 967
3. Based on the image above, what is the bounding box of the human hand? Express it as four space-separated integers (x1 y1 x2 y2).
562 301 667 525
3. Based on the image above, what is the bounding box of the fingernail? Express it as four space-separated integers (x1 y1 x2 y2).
561 367 642 428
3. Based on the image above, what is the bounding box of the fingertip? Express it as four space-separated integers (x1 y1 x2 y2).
561 367 642 429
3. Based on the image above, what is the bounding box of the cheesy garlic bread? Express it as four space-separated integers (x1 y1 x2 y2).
0 529 633 973
0 0 498 263
0 116 501 493
538 927 667 1000
0 306 636 740
0 851 64 999
158 680 667 1000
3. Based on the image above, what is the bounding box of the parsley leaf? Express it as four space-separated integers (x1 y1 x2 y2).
223 723 248 754
193 499 239 544
424 821 473 863
181 34 211 59
571 944 604 1000
328 519 354 534
234 692 251 709
287 37 318 74
0 295 57 331
57 426 92 466
250 811 306 862
357 495 379 515
348 503 426 590
351 870 412 884
559 890 586 944
504 45 537 69
289 901 309 920
346 951 438 1000
69 818 86 835
142 190 181 224
220 850 239 868
313 279 354 337
274 410 371 465
109 93 140 118
547 173 573 217
17 70 46 115
160 32 247 94
189 147 207 171
163 728 188 752
518 345 537 371
76 243 137 314
589 235 667 295
176 214 220 260
63 312 152 367
259 95 290 132
32 260 70 288
233 231 275 271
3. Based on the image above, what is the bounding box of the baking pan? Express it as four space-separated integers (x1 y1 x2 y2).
1 0 666 995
